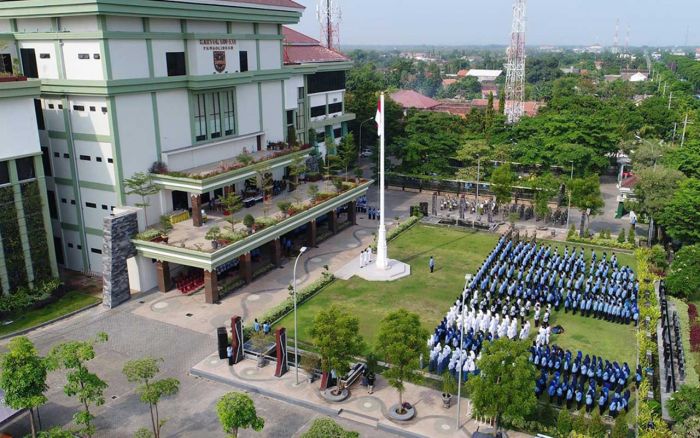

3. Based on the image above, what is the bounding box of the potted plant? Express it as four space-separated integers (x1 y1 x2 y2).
300 353 320 384
243 214 255 231
277 201 292 218
441 372 457 408
205 226 222 249
354 167 363 183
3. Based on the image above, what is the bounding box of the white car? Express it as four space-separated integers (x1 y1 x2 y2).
360 148 372 158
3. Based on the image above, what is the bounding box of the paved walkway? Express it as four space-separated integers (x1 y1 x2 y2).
191 354 532 438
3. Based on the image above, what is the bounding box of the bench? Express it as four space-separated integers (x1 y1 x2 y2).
340 363 366 388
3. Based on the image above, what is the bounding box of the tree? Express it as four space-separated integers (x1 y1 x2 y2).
498 90 505 114
531 173 560 220
218 192 242 218
376 309 428 411
122 358 180 438
569 176 604 237
659 178 700 245
336 133 357 181
632 166 686 219
36 427 76 438
617 228 626 244
467 339 537 433
216 392 264 438
666 245 700 299
47 332 109 438
289 154 307 190
124 172 160 225
0 337 48 438
672 415 700 438
309 305 365 393
490 163 515 211
300 417 359 438
668 385 700 423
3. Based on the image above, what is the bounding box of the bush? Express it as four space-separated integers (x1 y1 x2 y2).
567 235 636 250
571 414 588 434
277 201 292 214
667 385 700 422
691 324 700 352
0 278 62 314
588 412 606 438
134 228 163 241
300 417 359 438
649 244 668 272
666 244 700 299
256 272 335 327
611 415 629 438
243 214 255 228
617 228 626 243
689 303 698 322
627 226 636 246
556 409 572 438
567 224 576 240
205 226 221 241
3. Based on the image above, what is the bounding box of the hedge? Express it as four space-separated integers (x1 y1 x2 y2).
566 235 636 251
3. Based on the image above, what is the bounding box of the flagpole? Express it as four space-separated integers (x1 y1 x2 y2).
376 92 388 270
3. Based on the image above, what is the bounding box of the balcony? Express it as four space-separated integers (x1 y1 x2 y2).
132 179 372 271
150 144 312 195
308 112 356 130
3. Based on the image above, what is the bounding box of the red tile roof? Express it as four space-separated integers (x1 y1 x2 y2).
457 69 469 77
282 26 349 64
225 0 304 9
470 99 544 117
282 26 319 45
442 79 457 87
620 175 638 189
389 90 440 110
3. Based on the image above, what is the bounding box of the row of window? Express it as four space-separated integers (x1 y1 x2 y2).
310 102 343 118
315 127 343 143
77 53 100 60
0 158 36 185
193 89 236 142
54 151 113 164
72 105 108 113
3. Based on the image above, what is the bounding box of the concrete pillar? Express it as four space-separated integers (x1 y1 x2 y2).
307 219 317 248
155 260 172 293
240 252 252 284
329 210 338 234
191 194 202 227
204 269 218 304
348 201 357 225
272 238 282 268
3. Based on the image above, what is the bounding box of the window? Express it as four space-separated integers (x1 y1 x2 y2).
0 54 12 74
78 53 90 60
101 107 108 113
54 237 64 265
239 51 248 72
310 105 326 118
58 104 63 109
316 131 325 143
101 204 108 210
53 152 60 158
96 157 102 162
308 71 346 94
79 155 91 161
48 103 55 109
34 99 45 130
107 158 113 164
67 243 73 249
333 127 342 139
85 202 96 208
47 190 58 219
328 102 343 114
70 200 76 205
0 162 8 185
286 110 294 125
77 244 82 250
16 157 35 181
39 53 50 59
93 53 100 59
41 147 52 176
166 52 186 76
91 248 102 255
73 105 85 111
193 89 236 142
61 198 67 204
20 48 38 78
63 153 70 158
89 106 96 112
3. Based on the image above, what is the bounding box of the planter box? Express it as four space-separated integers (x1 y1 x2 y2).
0 76 28 82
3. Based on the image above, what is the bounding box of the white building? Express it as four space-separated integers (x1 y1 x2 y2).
0 0 355 275
465 69 502 82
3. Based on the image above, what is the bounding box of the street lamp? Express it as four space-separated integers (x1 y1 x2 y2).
565 161 574 231
293 246 308 385
358 117 374 159
473 156 481 229
456 273 473 430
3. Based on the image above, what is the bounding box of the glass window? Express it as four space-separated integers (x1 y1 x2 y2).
308 71 346 94
239 51 248 72
41 147 52 177
0 161 8 185
16 157 35 181
333 127 342 139
193 89 237 142
310 106 326 118
222 90 235 136
194 94 207 141
47 190 58 219
166 52 186 76
34 99 45 130
328 102 343 114
208 92 221 139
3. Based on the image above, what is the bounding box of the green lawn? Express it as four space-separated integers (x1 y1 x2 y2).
277 224 637 361
0 291 101 337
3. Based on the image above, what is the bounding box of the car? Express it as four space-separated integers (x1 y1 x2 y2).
360 148 372 158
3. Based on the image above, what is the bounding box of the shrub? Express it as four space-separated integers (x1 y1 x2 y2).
667 385 700 422
255 217 279 229
300 417 358 438
205 226 221 242
256 272 335 327
277 201 292 215
567 224 576 240
627 226 636 246
666 245 700 299
690 324 700 352
556 409 572 438
134 228 162 241
611 415 628 438
243 214 255 229
689 303 698 322
617 228 626 243
649 244 668 272
588 412 606 438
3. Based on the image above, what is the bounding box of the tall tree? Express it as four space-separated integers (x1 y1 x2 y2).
216 392 264 438
310 305 365 393
530 173 560 220
336 133 357 181
124 172 160 225
0 337 48 438
665 244 700 299
122 358 180 438
467 339 537 433
569 176 604 237
376 309 428 410
490 163 515 211
659 178 700 245
631 166 686 222
47 332 109 438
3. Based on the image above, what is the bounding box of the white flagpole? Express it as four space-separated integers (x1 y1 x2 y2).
376 92 388 270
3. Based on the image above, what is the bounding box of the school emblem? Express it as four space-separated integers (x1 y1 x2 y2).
213 51 226 72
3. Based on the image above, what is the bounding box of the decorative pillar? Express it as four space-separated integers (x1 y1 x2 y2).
272 238 282 268
230 316 244 364
348 201 357 225
155 260 172 293
307 219 317 248
204 269 218 304
274 327 288 377
191 194 202 227
240 252 252 284
329 210 338 234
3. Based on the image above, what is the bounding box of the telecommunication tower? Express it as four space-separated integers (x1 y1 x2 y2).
504 0 526 124
316 0 341 51
612 18 620 54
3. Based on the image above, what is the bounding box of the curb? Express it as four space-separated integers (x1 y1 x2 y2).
189 367 429 438
0 300 102 340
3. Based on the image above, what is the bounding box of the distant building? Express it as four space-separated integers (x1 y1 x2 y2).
696 48 700 60
466 69 503 82
480 83 499 99
560 66 580 75
442 78 457 87
457 69 469 78
620 69 649 82
469 99 544 117
389 90 440 112
585 44 604 54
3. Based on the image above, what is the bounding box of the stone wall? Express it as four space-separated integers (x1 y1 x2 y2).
102 210 138 308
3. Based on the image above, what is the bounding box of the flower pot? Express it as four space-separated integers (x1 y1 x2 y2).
212 240 219 250
442 392 452 408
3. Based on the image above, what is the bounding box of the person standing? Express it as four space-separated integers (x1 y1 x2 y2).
366 248 372 265
359 250 365 269
226 344 233 366
429 256 435 273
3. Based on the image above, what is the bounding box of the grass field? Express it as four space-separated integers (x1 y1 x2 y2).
277 224 637 363
0 291 101 337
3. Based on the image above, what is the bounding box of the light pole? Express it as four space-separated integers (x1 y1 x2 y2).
473 156 481 228
565 161 574 231
456 273 473 431
358 117 374 160
293 246 308 385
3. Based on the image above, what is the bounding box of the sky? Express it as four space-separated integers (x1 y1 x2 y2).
289 0 700 47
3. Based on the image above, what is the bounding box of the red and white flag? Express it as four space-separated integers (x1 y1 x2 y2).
375 97 383 137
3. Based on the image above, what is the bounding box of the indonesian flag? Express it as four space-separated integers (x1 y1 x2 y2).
375 97 383 137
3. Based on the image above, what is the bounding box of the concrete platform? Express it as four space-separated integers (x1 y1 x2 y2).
336 257 411 282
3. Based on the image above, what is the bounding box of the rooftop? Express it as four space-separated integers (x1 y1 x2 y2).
169 0 304 10
466 69 503 77
389 89 440 110
282 26 349 64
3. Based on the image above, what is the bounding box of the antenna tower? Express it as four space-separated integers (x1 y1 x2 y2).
625 25 630 54
613 18 619 54
316 0 341 51
504 0 527 124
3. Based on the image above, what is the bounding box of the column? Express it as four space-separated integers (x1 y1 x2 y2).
307 219 317 248
155 260 172 293
240 252 252 284
348 201 357 225
191 194 202 227
33 154 58 277
9 159 34 286
204 269 219 304
272 238 282 268
329 210 338 234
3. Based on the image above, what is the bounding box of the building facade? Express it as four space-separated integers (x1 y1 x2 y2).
0 0 356 277
0 78 59 294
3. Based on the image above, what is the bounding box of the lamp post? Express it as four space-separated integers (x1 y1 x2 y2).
474 156 481 228
456 273 473 430
293 246 308 385
358 117 374 160
565 161 574 230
